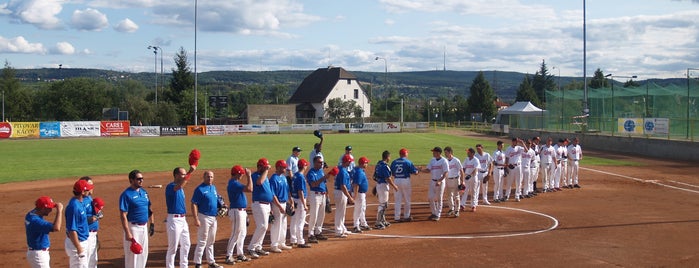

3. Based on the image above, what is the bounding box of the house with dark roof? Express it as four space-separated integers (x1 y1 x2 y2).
288 66 371 123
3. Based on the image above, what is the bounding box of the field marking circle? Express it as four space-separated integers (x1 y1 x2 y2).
347 202 558 239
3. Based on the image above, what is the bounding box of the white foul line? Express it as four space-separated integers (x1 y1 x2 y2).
580 167 699 195
356 203 559 239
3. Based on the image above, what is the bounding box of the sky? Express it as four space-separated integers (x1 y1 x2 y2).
1 0 699 79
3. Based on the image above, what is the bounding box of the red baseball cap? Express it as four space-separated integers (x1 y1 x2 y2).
275 160 288 169
231 165 245 175
342 154 354 163
399 148 409 155
298 159 310 168
257 158 269 167
35 196 57 209
92 197 105 213
358 156 369 165
74 179 94 193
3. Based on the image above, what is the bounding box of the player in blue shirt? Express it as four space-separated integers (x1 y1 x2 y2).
165 167 191 268
269 160 293 253
374 151 396 229
306 156 337 243
290 158 311 248
79 176 103 268
334 154 355 238
225 165 253 264
351 157 372 233
247 158 273 258
119 170 154 268
391 148 419 222
65 179 93 267
25 196 63 268
191 171 224 268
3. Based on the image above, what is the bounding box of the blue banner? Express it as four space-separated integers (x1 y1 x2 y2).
40 122 61 138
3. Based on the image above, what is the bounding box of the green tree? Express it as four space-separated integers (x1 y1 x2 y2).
326 98 361 122
36 78 111 121
531 60 556 106
269 84 289 104
167 47 194 105
588 68 609 89
1 61 34 121
623 79 640 88
516 75 541 106
466 71 497 122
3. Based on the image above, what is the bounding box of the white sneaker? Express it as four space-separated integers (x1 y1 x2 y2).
279 244 292 250
483 200 491 205
270 247 282 253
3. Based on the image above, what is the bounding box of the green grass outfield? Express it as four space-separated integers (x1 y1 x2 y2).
0 133 640 183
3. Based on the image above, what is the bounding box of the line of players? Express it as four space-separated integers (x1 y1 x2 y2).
24 136 582 268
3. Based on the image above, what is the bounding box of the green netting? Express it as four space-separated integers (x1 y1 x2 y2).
542 82 699 140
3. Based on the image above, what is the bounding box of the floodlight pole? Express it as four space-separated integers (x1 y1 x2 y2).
147 46 158 105
194 0 198 126
687 68 699 139
375 56 387 120
1 90 4 122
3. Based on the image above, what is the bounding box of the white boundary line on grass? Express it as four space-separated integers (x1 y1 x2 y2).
580 167 699 194
354 202 558 239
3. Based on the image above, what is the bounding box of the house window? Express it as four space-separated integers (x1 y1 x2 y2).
344 95 346 99
347 79 351 85
354 89 359 99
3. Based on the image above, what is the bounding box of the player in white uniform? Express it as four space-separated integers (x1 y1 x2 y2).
530 137 541 194
561 138 570 188
338 145 355 173
539 138 556 192
475 144 494 205
567 137 583 188
492 141 506 202
553 139 567 191
425 147 449 221
443 147 464 217
520 141 534 198
504 138 527 201
461 148 481 211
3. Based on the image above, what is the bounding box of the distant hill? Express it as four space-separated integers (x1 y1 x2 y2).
13 68 686 103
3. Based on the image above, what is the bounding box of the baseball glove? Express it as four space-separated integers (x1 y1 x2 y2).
149 223 154 237
329 166 339 176
313 130 323 138
92 197 105 219
508 164 515 170
458 184 466 191
285 202 295 216
483 174 491 183
268 214 275 224
130 238 143 254
216 194 228 217
325 197 332 213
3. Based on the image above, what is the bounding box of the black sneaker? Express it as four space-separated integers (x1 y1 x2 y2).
402 217 413 222
194 264 201 268
308 235 319 243
315 233 328 240
352 227 363 233
209 263 223 268
374 223 385 230
254 248 269 256
225 256 234 265
297 243 311 248
236 255 251 262
573 184 581 188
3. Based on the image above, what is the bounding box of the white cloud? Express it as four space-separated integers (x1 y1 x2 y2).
4 0 63 29
0 35 45 53
71 8 109 31
114 18 139 33
50 42 75 55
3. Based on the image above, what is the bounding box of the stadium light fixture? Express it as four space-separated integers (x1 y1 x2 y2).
147 46 159 105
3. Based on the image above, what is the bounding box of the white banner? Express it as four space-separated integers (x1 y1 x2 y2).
206 125 226 136
403 122 417 129
643 118 669 135
60 121 100 137
416 122 430 129
130 126 160 137
382 122 401 133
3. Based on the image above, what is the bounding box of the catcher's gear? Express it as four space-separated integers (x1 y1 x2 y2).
130 238 143 254
508 164 515 170
189 149 201 167
371 186 377 196
149 223 155 236
483 174 491 184
269 214 275 224
285 202 295 216
324 197 332 213
458 184 466 191
465 175 472 180
313 130 323 138
216 194 228 217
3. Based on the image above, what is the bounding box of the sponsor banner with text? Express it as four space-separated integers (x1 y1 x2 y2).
101 121 130 136
187 125 207 136
206 125 225 135
10 122 40 138
0 122 12 139
40 122 61 138
643 118 669 135
130 126 160 137
618 118 644 135
382 122 401 133
61 121 101 137
160 126 187 136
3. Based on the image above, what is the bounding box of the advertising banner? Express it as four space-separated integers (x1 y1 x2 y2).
382 122 401 133
40 122 61 138
206 125 225 135
0 122 11 139
130 126 160 137
416 122 429 129
643 118 669 135
60 121 101 137
9 122 40 138
187 125 206 136
100 121 130 136
160 126 187 136
618 118 643 135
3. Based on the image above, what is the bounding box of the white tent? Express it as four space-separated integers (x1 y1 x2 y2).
495 101 546 129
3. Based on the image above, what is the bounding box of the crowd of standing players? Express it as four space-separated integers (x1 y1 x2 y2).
24 134 582 268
